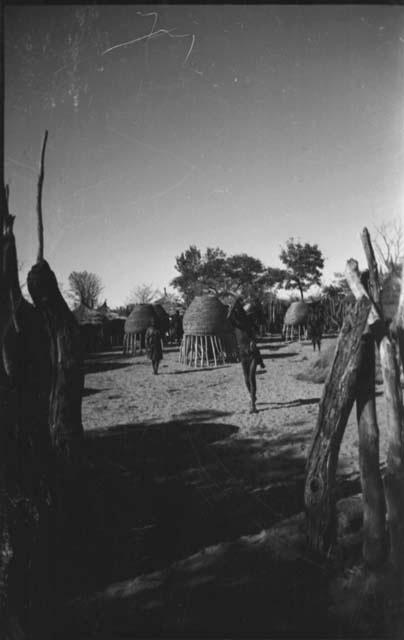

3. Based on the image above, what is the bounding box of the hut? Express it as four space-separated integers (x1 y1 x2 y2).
179 295 238 367
283 300 309 341
73 303 106 352
124 303 158 355
97 301 126 348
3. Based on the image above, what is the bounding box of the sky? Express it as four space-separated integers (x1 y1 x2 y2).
5 4 404 307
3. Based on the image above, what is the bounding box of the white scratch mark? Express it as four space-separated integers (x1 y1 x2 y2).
183 33 195 67
5 157 37 174
130 168 195 205
101 10 196 67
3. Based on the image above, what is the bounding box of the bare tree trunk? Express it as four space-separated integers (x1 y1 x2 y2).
304 295 371 554
356 332 387 567
36 130 48 263
27 260 84 459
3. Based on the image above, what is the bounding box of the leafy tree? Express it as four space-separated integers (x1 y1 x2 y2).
199 247 227 296
171 245 203 304
126 283 162 305
279 238 324 300
68 270 103 308
171 246 285 304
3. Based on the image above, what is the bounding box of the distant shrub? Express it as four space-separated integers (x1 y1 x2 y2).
295 342 336 384
296 339 383 386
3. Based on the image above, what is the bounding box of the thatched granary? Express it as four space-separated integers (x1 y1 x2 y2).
97 301 126 348
73 303 106 352
179 295 238 367
124 303 158 355
283 300 309 340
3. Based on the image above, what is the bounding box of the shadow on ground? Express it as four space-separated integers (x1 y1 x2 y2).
263 352 299 360
53 412 367 639
84 359 134 375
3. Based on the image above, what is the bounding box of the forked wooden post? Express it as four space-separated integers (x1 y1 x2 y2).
346 254 404 570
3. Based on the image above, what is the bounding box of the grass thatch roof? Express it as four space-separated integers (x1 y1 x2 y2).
183 295 233 335
97 302 126 322
153 295 185 316
284 301 309 326
125 304 157 334
73 304 106 326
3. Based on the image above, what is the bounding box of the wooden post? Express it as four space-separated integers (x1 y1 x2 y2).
356 332 387 567
211 336 217 367
356 228 387 567
305 287 372 554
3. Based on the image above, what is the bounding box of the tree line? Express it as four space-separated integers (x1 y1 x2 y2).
67 219 403 312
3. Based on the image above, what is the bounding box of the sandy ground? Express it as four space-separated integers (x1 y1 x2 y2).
58 334 394 639
82 334 388 475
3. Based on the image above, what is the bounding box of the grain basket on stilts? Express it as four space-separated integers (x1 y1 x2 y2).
179 295 238 367
283 300 309 341
124 303 158 355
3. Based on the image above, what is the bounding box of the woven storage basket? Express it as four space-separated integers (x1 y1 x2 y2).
125 304 158 333
73 304 106 326
381 272 401 322
153 304 170 333
183 295 233 335
284 301 309 326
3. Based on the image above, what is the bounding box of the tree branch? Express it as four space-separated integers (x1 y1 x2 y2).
36 130 48 263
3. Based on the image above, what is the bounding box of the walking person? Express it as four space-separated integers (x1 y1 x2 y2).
227 299 266 414
145 318 163 375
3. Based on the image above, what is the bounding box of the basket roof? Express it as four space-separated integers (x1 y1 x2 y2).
284 301 309 326
153 295 185 316
124 304 157 333
73 304 106 326
183 295 233 335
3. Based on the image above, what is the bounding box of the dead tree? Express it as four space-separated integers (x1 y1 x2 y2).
27 131 84 459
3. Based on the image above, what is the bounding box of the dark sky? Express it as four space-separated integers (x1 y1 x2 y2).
5 4 404 306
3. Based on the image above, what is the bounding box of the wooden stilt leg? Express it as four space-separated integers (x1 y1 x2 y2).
194 335 199 367
213 335 219 362
190 335 194 367
216 336 223 363
210 336 217 367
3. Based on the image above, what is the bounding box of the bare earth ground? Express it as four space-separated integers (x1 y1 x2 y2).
56 335 394 639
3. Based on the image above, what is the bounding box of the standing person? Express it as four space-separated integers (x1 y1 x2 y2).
227 299 266 414
145 318 163 374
